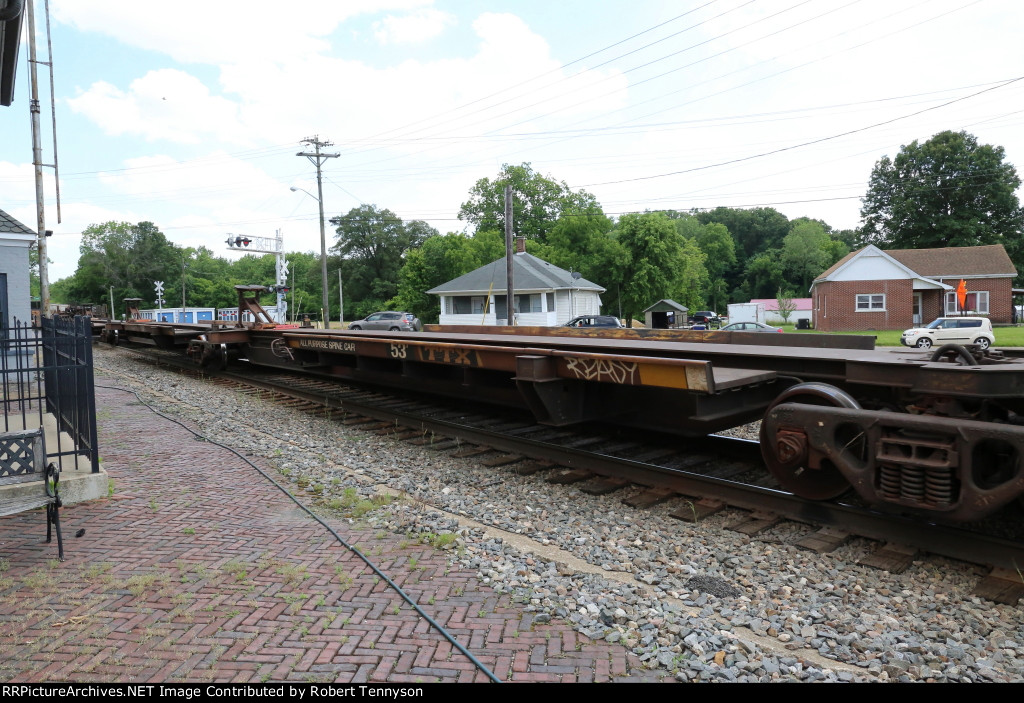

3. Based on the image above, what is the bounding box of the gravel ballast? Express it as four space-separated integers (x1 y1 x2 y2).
96 348 1024 683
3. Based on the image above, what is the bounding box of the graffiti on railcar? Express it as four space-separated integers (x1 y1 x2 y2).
562 357 639 384
298 339 356 352
415 345 480 366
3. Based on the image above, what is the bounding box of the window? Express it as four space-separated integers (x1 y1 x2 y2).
945 291 988 315
449 296 486 314
546 292 555 312
855 294 885 311
494 294 542 314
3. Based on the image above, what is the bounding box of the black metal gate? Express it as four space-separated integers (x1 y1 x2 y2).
1 316 99 472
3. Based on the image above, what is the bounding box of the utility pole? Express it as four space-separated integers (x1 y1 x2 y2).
180 254 186 322
342 270 350 327
504 184 514 326
25 0 49 317
297 136 339 328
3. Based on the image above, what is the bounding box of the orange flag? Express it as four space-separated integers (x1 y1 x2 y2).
956 279 968 311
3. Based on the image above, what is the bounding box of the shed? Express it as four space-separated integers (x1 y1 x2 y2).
642 299 688 329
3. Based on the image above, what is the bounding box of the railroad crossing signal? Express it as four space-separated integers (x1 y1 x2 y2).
155 281 164 295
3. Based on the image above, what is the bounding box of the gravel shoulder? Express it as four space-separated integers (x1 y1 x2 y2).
96 347 1024 683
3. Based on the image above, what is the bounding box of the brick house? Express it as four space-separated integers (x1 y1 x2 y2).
811 244 1017 331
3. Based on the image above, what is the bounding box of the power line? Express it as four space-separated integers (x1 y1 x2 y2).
576 76 1024 188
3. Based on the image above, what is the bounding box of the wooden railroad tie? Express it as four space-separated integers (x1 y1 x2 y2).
405 435 451 446
341 416 377 426
421 439 462 451
671 497 726 523
509 460 556 476
546 468 594 485
623 487 677 509
794 526 851 554
727 510 780 534
972 568 1024 606
373 425 410 436
580 476 631 495
857 543 918 573
481 454 524 467
450 445 494 459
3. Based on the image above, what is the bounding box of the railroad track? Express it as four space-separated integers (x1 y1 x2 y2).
107 345 1024 603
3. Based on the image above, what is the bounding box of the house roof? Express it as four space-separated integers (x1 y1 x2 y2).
427 252 605 295
642 299 688 314
814 243 1016 285
1 0 24 107
750 297 813 311
885 244 1016 278
0 207 34 235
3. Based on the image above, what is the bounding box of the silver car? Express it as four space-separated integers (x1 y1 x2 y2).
720 321 784 333
348 311 422 331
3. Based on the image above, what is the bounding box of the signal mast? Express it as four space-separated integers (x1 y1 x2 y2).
225 230 289 323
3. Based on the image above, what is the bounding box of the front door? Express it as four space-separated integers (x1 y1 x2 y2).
913 292 922 325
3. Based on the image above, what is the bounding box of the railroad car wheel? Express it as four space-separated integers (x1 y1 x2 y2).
760 382 862 500
915 337 933 349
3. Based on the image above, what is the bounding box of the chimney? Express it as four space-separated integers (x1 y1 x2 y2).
516 236 526 254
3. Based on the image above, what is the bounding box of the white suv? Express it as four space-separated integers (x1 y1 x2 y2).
900 317 995 350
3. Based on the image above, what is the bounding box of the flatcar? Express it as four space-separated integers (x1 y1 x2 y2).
104 286 1024 524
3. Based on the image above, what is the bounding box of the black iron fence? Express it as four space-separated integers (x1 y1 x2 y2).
1 316 99 473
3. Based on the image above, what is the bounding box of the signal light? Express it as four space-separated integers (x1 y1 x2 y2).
225 235 252 248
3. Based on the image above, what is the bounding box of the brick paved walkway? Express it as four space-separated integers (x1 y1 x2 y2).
0 382 668 683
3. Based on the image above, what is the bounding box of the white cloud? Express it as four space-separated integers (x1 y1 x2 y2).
373 8 455 45
66 70 245 144
50 0 433 65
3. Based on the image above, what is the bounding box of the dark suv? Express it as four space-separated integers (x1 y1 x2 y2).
564 315 624 328
688 311 720 325
348 311 422 331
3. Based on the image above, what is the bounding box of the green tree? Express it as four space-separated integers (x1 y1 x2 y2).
458 163 598 243
393 233 482 323
615 212 708 321
860 131 1024 259
781 220 830 292
742 250 786 299
59 221 180 306
776 288 797 323
329 205 436 309
696 207 790 263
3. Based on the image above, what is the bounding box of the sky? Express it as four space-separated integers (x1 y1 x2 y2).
1 0 1023 283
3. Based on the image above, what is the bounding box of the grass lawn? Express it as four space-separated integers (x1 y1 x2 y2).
778 324 1024 347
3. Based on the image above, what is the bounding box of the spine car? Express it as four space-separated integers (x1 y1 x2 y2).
105 287 1024 524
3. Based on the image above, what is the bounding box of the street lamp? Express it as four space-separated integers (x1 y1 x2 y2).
291 185 331 328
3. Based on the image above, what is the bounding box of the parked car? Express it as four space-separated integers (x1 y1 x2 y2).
900 317 994 350
348 311 422 331
689 311 721 325
564 315 624 328
719 321 783 333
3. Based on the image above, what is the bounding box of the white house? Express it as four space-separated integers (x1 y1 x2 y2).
0 207 35 329
427 238 605 326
